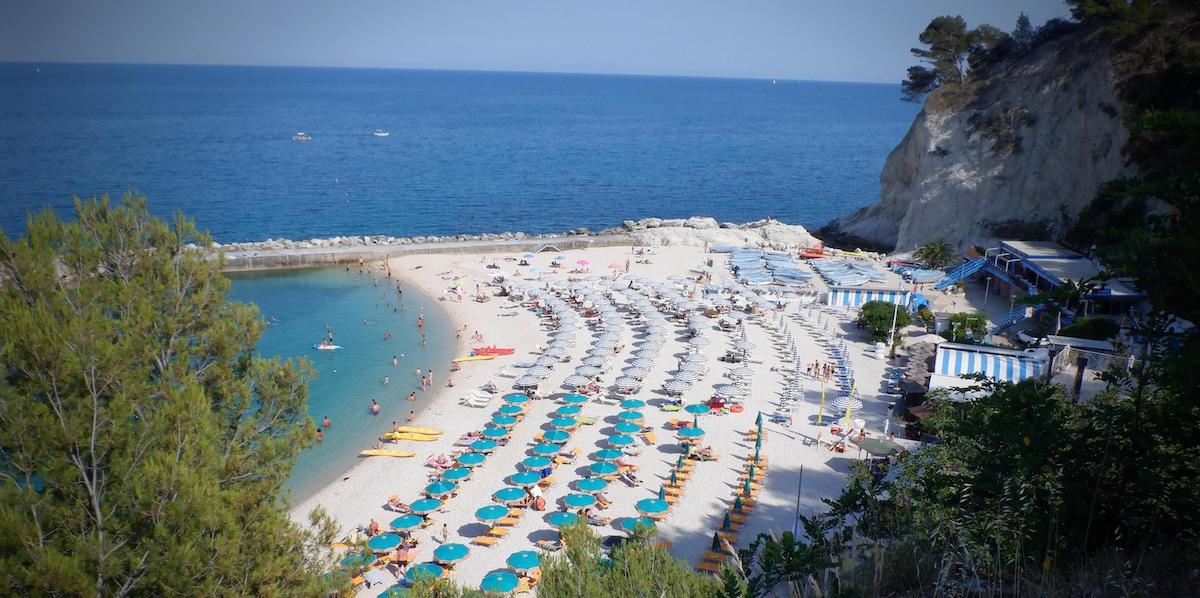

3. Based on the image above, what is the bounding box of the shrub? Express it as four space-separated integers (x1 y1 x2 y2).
1058 316 1120 340
858 300 914 343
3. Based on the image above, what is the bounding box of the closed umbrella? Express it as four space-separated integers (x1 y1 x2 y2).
721 511 734 531
712 532 723 553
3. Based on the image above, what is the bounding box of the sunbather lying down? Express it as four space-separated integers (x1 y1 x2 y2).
386 495 411 513
688 446 719 461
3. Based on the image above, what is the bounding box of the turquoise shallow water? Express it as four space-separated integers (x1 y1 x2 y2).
226 266 455 501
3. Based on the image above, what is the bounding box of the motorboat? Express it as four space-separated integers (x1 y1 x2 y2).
373 129 390 137
292 132 312 141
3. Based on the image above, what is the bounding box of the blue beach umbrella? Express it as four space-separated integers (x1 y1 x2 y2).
563 493 596 509
503 393 529 404
532 442 561 456
685 403 711 415
636 498 670 516
510 471 541 487
620 399 646 410
589 461 619 477
377 584 409 597
368 532 402 552
507 550 542 571
556 405 582 417
442 467 471 482
607 434 635 448
405 562 444 583
575 477 608 494
613 422 641 435
390 514 424 531
433 542 469 563
458 452 486 467
498 404 523 416
475 504 509 523
425 481 457 498
482 427 509 439
562 393 588 404
470 439 498 453
591 448 622 462
493 486 528 504
409 498 442 514
491 414 517 427
480 570 520 593
678 427 706 440
550 417 577 430
617 410 644 422
620 516 657 534
543 429 571 444
340 551 374 568
547 511 580 528
521 455 551 470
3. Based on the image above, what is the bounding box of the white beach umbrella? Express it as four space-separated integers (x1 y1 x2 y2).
678 361 705 373
582 356 609 367
574 365 602 377
663 379 691 394
526 366 552 378
830 396 863 411
630 357 655 369
514 375 540 388
688 336 711 347
621 366 649 378
614 376 642 388
728 366 754 379
715 384 746 397
563 374 590 387
542 347 568 358
535 356 559 367
732 339 756 351
673 370 699 382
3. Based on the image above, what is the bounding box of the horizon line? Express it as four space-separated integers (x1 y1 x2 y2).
0 59 900 87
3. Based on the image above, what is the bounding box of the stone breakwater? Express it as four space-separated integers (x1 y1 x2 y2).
212 216 825 271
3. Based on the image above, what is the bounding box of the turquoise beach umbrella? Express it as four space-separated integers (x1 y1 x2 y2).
748 464 757 480
521 456 551 470
482 427 508 439
658 485 665 500
556 405 582 416
620 516 656 534
635 498 670 516
532 442 560 456
752 445 761 463
733 496 744 513
550 417 577 429
742 478 753 496
617 410 644 422
409 498 442 514
458 452 486 467
670 469 678 487
480 570 520 593
503 393 529 404
678 427 705 439
493 486 527 504
620 399 646 410
471 439 498 452
575 477 608 493
491 415 517 427
712 531 722 552
368 532 401 551
607 434 634 448
510 471 541 487
389 514 423 530
498 404 523 416
442 467 471 482
425 481 457 497
548 511 580 528
340 550 373 568
590 461 619 476
685 403 710 415
405 562 443 583
755 436 762 449
722 512 733 530
475 504 509 523
506 550 542 571
543 429 571 443
591 448 622 462
563 493 596 509
377 584 409 597
755 412 764 426
433 542 469 563
562 393 588 404
676 455 686 469
613 422 641 434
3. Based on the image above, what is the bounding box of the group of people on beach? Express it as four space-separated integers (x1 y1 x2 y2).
807 360 837 382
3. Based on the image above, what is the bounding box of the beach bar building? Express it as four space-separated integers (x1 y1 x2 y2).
928 342 1049 400
825 286 910 309
982 241 1143 314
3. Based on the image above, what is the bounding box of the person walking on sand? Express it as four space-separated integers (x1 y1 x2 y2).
440 523 449 544
407 410 415 423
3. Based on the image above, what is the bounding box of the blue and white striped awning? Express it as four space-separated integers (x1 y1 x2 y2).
826 287 910 309
934 343 1046 383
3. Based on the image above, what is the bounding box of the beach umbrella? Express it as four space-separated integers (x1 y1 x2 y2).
470 439 497 453
593 338 619 349
547 511 580 529
576 259 590 266
458 452 486 467
755 435 762 450
614 376 641 388
712 532 723 553
678 427 705 440
526 365 552 378
598 330 622 341
752 445 761 463
613 421 641 435
507 550 542 572
755 412 764 426
854 437 902 456
493 486 528 505
678 360 705 373
522 253 535 259
532 442 561 457
742 478 753 497
589 461 619 477
685 403 710 415
513 375 540 388
581 356 608 367
617 410 644 423
390 514 424 531
503 393 530 404
368 532 402 552
635 498 670 516
480 570 520 593
676 455 687 470
409 498 442 514
715 384 745 397
733 339 756 351
510 471 542 487
630 358 655 369
553 254 566 261
688 336 711 347
563 493 596 509
729 366 754 379
721 512 734 530
733 496 744 513
575 477 608 494
405 563 444 583
534 355 559 367
562 393 588 404
620 399 646 410
747 464 757 480
550 417 577 430
622 366 650 378
658 486 666 500
442 467 471 482
562 374 590 387
425 481 458 498
669 469 679 487
663 379 690 394
575 365 602 377
543 429 571 444
339 550 374 569
433 542 469 564
542 347 567 358
521 455 552 470
607 434 635 449
621 516 657 534
673 370 698 382
476 504 510 524
555 405 582 417
482 427 509 439
592 448 622 461
632 347 659 359
491 414 517 428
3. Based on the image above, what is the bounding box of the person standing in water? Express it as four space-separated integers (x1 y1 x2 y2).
407 392 416 402
370 399 380 415
392 355 398 367
383 375 389 385
427 370 434 387
322 416 331 428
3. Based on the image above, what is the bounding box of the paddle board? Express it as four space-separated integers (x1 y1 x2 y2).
313 344 343 350
452 355 496 363
391 426 443 436
382 432 441 442
359 449 415 458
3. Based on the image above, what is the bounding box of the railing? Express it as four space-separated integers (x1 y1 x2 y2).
935 258 986 290
989 304 1038 335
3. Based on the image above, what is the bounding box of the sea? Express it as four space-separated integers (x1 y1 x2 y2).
0 63 919 500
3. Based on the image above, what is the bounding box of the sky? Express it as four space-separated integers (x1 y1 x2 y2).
1 0 1069 83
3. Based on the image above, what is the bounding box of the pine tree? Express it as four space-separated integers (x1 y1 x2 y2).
0 195 337 596
1013 13 1034 52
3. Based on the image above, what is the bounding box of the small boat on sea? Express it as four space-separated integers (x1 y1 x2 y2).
293 132 312 141
373 129 390 137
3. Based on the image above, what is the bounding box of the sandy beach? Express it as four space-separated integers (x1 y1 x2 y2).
289 241 910 594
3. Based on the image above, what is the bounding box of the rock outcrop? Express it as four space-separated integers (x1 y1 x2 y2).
825 27 1134 253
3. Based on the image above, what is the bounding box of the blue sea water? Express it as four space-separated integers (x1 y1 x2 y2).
0 63 918 241
225 266 455 500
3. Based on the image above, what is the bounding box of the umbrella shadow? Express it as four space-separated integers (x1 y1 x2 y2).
458 522 490 537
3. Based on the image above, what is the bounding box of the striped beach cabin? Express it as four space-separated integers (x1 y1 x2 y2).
826 286 910 309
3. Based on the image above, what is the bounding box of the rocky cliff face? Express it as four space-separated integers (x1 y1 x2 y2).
826 28 1134 253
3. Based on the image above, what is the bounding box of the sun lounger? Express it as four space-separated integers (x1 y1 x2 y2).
472 535 498 547
642 431 657 444
507 509 526 518
537 476 555 489
496 517 520 526
487 526 510 537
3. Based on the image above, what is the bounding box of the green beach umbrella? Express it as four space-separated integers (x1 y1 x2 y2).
733 496 744 513
613 421 641 434
657 485 665 500
721 512 733 530
510 471 541 487
433 542 469 563
480 570 520 593
712 531 722 552
389 514 423 531
408 498 442 514
458 451 486 467
506 550 542 571
493 486 527 505
475 504 509 523
405 562 444 583
563 493 596 509
547 511 580 528
521 455 551 470
368 532 402 552
441 467 471 482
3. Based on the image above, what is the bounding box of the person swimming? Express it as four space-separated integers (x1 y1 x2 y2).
370 399 380 415
322 416 331 428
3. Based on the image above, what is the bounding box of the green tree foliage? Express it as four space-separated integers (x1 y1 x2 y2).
857 300 913 343
1013 13 1035 51
0 195 336 596
901 16 1014 100
1058 316 1120 340
943 310 988 342
912 239 957 269
716 531 833 598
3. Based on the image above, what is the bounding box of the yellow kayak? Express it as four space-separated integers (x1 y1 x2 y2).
391 426 443 436
359 449 415 458
452 355 496 363
383 432 441 442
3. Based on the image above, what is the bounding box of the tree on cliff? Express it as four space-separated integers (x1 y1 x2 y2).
901 16 1012 100
913 239 956 269
1012 13 1034 52
0 195 337 595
